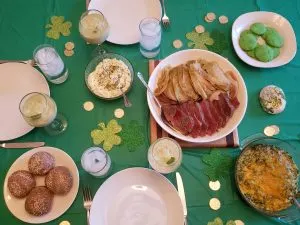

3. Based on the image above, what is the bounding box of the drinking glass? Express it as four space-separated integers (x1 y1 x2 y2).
81 147 112 178
148 137 182 174
19 92 67 135
79 9 109 55
33 44 68 84
139 17 161 58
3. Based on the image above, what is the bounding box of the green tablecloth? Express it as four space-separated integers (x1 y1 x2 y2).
1 0 300 224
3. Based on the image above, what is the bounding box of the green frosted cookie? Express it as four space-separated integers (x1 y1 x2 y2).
240 29 253 37
255 45 274 62
239 33 257 51
246 50 256 58
265 30 284 48
272 47 280 58
250 23 267 35
262 27 277 39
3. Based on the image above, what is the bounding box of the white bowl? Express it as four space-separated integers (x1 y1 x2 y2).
147 49 248 143
232 11 297 68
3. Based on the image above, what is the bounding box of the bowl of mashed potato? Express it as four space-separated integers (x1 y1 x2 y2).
85 53 134 100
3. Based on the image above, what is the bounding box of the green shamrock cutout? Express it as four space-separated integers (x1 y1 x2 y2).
120 120 145 152
202 150 233 181
91 119 122 151
186 31 214 49
208 29 229 54
46 16 72 40
207 218 236 225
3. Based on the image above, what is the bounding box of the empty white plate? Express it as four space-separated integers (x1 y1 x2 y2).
88 0 162 45
0 63 50 141
90 168 184 225
3 146 79 224
232 11 297 68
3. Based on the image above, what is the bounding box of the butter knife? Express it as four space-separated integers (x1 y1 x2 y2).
0 142 45 149
176 172 188 225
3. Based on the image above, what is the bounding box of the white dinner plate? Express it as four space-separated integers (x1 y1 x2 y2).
148 49 248 143
88 0 162 45
0 63 50 141
3 146 79 224
90 168 184 225
232 11 297 68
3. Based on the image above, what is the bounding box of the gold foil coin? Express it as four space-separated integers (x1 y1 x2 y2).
65 42 75 50
207 12 216 21
209 180 221 191
59 221 71 225
264 125 280 137
114 108 125 118
209 198 221 210
173 39 183 49
195 25 205 34
205 16 214 23
219 15 228 24
235 220 245 225
83 101 94 111
64 49 74 57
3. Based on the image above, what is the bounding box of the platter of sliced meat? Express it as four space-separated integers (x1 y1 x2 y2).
148 49 247 143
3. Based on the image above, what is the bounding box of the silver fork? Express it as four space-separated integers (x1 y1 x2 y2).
83 186 93 225
161 0 170 27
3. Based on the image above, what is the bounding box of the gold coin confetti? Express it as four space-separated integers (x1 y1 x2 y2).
207 12 216 21
59 221 71 225
114 108 125 118
173 39 183 49
219 15 229 24
195 25 205 34
235 220 245 225
205 16 214 23
83 101 94 111
209 180 221 191
209 198 221 210
64 49 74 57
264 125 280 137
65 41 75 50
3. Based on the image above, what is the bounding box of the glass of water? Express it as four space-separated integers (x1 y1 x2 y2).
139 17 161 58
19 92 68 135
33 44 69 84
81 147 112 178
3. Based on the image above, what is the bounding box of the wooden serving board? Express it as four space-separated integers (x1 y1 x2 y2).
149 60 240 148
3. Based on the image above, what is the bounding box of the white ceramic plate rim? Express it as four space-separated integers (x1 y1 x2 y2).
3 147 79 224
88 0 162 45
0 63 50 141
147 49 248 143
232 11 297 68
90 167 184 225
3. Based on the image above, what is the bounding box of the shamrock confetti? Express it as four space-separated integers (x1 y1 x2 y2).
120 120 145 152
207 218 237 225
91 119 122 151
46 16 72 40
208 217 223 225
202 150 233 181
208 29 229 54
186 31 214 50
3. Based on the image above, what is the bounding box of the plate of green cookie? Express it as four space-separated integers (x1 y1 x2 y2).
232 11 297 68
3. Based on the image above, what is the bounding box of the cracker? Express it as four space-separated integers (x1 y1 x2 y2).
195 25 205 34
209 198 221 210
65 41 75 50
207 12 216 21
219 15 228 24
64 49 74 57
173 39 183 49
209 180 221 191
83 101 94 111
114 108 125 118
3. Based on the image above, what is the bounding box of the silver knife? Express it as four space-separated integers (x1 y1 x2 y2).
0 142 45 149
176 172 188 225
